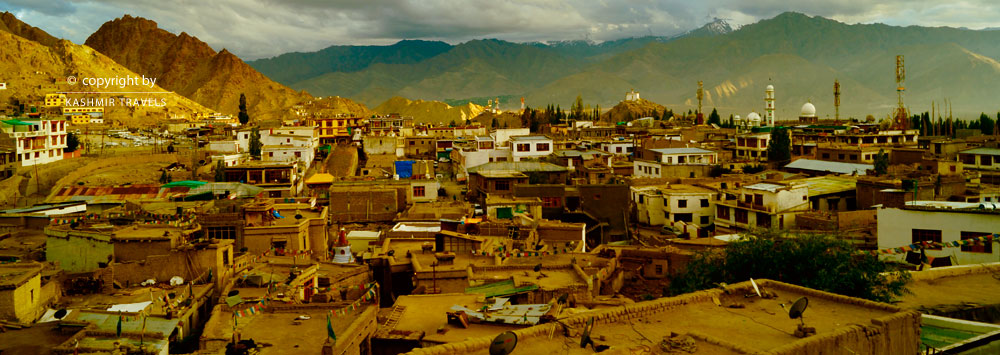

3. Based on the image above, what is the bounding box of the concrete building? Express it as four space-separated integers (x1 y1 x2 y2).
510 135 554 161
632 184 715 229
877 201 1000 266
0 118 68 166
958 147 1000 171
598 140 634 156
223 161 302 197
715 181 810 232
735 131 771 161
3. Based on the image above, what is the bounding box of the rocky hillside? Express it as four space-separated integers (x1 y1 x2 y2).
0 17 212 126
84 15 339 121
601 98 669 123
373 96 485 125
0 11 58 46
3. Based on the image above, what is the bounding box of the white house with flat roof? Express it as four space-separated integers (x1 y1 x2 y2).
714 181 810 233
647 147 717 165
877 201 1000 266
959 147 1000 171
510 135 553 162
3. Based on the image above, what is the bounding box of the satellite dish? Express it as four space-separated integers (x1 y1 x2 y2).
53 309 68 319
228 290 240 297
750 278 762 298
533 264 542 273
489 331 518 355
580 316 595 348
788 297 808 320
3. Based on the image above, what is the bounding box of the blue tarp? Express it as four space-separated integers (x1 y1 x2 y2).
272 210 284 219
394 160 414 179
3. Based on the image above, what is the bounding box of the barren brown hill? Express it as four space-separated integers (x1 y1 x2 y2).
84 15 340 121
0 28 212 126
600 98 669 123
374 96 485 125
0 11 58 47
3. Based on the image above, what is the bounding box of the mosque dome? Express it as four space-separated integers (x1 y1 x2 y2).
800 102 816 117
765 85 774 91
747 112 761 121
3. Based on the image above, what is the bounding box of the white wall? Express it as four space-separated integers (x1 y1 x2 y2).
633 160 663 178
877 207 1000 265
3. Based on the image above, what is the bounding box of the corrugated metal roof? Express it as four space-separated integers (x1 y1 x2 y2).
649 147 714 155
796 176 857 196
745 183 786 192
784 159 871 175
960 147 1000 156
467 161 568 173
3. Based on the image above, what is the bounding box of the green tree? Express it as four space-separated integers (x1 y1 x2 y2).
65 132 80 153
214 160 226 182
766 127 791 163
249 126 262 159
874 148 889 176
449 120 456 127
669 232 910 303
571 95 584 120
708 108 721 126
238 93 250 125
979 113 996 136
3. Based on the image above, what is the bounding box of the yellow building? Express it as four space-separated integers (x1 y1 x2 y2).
0 263 45 323
44 94 66 107
314 116 364 143
70 114 91 125
62 107 104 115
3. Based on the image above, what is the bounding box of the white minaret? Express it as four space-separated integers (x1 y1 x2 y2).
765 84 775 126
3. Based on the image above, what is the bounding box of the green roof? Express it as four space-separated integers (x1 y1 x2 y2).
2 119 33 126
465 279 538 298
162 180 207 188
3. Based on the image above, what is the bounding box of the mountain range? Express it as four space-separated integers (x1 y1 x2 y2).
249 13 1000 120
0 12 213 124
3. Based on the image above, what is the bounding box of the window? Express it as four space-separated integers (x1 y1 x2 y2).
735 209 748 224
413 186 426 197
517 143 530 152
716 206 730 220
410 141 415 146
850 154 858 161
673 213 693 222
207 226 236 240
912 229 943 250
962 154 976 164
753 194 763 206
700 199 709 207
494 180 510 191
655 264 664 275
542 197 561 207
756 212 771 228
960 232 993 253
983 155 994 166
536 143 549 151
678 199 687 208
838 154 845 160
616 147 622 153
822 153 830 159
700 216 710 225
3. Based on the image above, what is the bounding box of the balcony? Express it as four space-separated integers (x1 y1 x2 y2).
11 131 45 138
737 201 772 213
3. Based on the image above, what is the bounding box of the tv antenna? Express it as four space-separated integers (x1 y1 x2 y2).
489 331 518 355
580 316 596 349
785 297 815 338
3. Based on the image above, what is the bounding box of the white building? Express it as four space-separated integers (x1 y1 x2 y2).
958 147 1000 171
714 181 810 233
735 132 771 161
633 184 715 229
262 145 314 165
0 83 7 90
625 89 640 102
510 135 553 162
0 118 68 166
492 128 530 147
646 147 717 165
599 141 634 156
877 201 1000 266
764 84 775 126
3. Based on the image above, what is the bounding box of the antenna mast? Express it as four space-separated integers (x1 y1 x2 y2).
697 80 704 115
893 55 909 129
833 79 840 123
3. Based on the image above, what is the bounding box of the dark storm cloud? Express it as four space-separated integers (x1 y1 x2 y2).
2 0 999 59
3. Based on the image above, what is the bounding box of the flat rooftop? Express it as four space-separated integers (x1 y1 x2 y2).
389 293 524 344
897 263 1000 311
407 279 919 355
207 304 372 353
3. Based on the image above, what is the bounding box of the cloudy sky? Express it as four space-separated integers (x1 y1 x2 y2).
2 0 998 60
